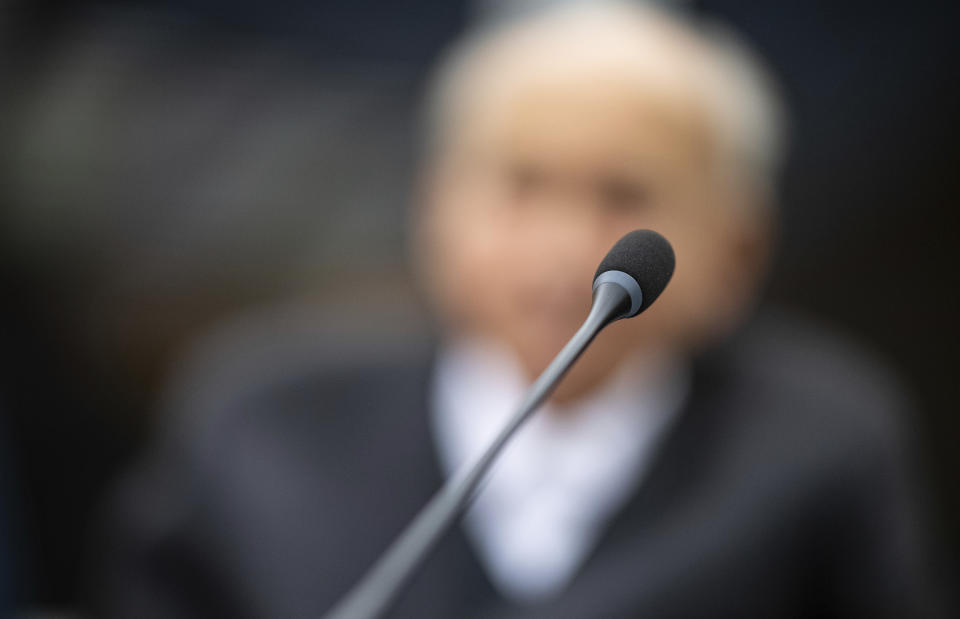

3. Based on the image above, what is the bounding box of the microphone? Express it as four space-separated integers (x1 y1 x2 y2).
324 229 675 619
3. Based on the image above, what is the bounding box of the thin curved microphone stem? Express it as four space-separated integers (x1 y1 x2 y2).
322 282 633 619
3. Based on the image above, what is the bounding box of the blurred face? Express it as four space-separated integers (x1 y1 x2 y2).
419 68 768 402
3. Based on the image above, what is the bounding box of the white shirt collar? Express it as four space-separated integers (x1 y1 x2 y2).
430 335 689 601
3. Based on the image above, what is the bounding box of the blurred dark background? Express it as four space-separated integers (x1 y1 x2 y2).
0 0 956 613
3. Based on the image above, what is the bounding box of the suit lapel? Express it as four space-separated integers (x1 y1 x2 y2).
373 354 503 619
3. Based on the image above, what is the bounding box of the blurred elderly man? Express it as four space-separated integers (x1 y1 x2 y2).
94 2 942 618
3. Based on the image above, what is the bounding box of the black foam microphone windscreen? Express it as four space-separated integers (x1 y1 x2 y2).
594 229 675 314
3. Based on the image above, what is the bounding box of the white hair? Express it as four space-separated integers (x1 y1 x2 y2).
421 0 788 207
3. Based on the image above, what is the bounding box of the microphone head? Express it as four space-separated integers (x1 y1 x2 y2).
594 229 675 315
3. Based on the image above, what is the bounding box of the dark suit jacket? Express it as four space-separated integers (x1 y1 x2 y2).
91 313 944 618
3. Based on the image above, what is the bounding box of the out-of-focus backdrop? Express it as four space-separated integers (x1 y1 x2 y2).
0 0 956 614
